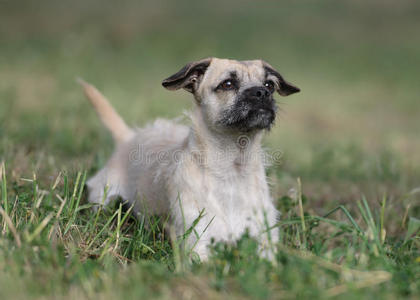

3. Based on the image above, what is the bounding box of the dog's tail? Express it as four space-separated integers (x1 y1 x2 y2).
77 78 134 144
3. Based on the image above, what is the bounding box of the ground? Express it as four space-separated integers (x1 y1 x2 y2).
0 0 419 299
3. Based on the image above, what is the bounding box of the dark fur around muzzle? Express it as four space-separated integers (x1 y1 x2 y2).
219 86 277 132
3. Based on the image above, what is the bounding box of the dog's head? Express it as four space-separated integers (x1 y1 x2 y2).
162 58 300 132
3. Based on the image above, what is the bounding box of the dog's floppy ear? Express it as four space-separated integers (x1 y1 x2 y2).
262 61 300 96
162 58 212 93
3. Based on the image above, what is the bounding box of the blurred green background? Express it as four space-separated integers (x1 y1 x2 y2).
1 0 419 222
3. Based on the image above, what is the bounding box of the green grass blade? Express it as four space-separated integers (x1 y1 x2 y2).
1 162 8 233
323 205 362 234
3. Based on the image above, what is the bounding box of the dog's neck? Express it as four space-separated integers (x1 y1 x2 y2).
188 109 264 173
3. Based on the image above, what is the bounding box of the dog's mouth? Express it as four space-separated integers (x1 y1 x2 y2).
219 100 277 132
246 106 276 129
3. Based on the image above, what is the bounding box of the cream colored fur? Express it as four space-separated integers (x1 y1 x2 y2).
82 58 290 260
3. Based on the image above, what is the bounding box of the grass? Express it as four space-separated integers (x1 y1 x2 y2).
0 166 418 299
1 0 420 298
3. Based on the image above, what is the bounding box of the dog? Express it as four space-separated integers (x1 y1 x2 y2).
80 57 300 260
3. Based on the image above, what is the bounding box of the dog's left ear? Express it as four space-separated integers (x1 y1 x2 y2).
162 58 212 93
262 61 300 96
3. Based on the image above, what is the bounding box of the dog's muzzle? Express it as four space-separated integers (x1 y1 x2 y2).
220 86 277 132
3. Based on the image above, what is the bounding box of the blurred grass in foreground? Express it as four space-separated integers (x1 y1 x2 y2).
0 167 418 299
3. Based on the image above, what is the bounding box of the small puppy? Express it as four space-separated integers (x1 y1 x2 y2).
80 57 299 260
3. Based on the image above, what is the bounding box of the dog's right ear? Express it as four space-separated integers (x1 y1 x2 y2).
162 58 212 93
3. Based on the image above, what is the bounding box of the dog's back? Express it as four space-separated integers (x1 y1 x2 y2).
79 80 190 215
86 117 190 216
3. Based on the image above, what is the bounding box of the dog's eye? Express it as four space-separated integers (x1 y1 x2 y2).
217 79 236 91
264 80 275 93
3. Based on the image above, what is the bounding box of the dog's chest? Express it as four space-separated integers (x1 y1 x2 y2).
200 171 274 241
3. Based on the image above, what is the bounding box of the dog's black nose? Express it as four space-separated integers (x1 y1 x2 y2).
246 86 270 100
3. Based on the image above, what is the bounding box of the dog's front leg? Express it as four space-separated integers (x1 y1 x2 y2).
170 201 215 261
